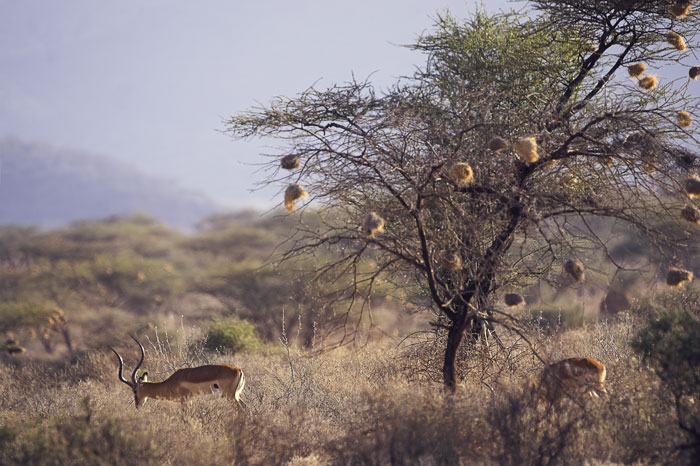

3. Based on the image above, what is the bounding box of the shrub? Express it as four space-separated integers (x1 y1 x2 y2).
204 317 261 354
522 304 586 334
632 288 700 462
0 301 55 332
1 399 165 466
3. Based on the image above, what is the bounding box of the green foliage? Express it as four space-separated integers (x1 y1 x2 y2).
413 10 582 118
0 210 344 354
632 288 700 394
0 301 55 332
184 226 278 256
0 424 17 449
522 303 586 333
632 288 700 460
204 317 261 354
90 253 185 309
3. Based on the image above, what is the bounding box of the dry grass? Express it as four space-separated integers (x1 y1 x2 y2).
0 318 689 465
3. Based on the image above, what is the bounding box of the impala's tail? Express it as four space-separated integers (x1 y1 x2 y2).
234 370 247 410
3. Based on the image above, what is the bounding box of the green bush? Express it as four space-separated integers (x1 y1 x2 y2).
632 288 700 462
522 304 586 333
204 317 261 354
0 301 55 332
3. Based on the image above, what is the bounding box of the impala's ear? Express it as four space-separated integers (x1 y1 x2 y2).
138 371 148 383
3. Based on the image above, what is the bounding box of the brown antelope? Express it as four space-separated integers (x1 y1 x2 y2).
110 335 245 408
537 357 607 403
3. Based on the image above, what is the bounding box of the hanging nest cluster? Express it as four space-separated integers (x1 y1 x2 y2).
565 259 585 282
691 67 700 80
284 184 308 212
449 162 474 185
685 175 700 198
513 137 539 163
627 63 647 78
681 205 700 225
280 155 300 170
670 1 692 18
363 212 385 237
639 75 659 91
678 110 693 128
441 252 462 272
666 267 693 288
488 137 510 152
504 293 525 307
667 31 687 51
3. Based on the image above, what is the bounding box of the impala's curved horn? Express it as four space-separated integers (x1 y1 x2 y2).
130 335 146 385
109 346 134 388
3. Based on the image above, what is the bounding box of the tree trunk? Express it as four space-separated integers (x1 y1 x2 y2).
442 311 488 392
61 324 75 359
442 318 466 392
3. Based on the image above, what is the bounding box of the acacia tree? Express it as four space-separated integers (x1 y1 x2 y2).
227 0 700 390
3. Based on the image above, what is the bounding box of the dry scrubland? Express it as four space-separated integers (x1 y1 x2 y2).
1 215 699 464
0 313 689 465
5 1 700 461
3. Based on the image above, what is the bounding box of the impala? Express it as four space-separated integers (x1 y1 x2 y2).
110 335 246 408
537 357 607 403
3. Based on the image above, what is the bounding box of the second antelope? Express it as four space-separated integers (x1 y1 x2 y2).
110 335 246 408
537 357 607 403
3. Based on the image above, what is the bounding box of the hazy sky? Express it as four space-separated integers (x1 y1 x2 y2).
1 0 516 209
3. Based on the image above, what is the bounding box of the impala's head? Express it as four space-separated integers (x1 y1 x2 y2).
109 335 150 408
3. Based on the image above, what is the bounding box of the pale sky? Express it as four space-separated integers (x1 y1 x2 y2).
0 0 526 209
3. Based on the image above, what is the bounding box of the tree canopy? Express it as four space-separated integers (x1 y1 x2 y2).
226 0 700 390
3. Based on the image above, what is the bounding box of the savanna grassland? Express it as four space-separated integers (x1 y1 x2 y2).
1 213 699 465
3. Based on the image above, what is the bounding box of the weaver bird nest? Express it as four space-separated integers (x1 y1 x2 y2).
284 184 308 212
514 137 539 163
363 212 385 237
667 268 693 288
565 259 585 282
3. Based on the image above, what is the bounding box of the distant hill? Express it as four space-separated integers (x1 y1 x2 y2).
0 138 220 229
